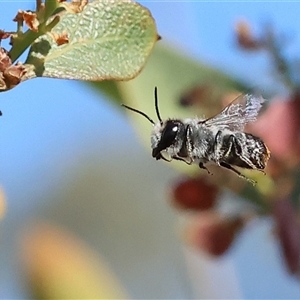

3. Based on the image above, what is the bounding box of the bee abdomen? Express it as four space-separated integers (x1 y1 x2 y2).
221 133 270 170
245 133 270 169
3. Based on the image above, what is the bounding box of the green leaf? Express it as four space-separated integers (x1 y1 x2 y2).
26 0 158 81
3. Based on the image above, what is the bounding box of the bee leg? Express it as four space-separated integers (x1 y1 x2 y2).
219 162 256 185
157 153 172 162
199 162 212 175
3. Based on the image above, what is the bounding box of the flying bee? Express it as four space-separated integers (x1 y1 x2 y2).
122 87 270 184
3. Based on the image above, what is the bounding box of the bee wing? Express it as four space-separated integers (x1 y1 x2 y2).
201 93 265 131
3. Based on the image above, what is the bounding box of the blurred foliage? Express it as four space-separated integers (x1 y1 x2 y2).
21 222 128 299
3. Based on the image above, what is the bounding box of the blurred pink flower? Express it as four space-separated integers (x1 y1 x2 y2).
170 177 219 211
273 198 300 274
184 212 243 256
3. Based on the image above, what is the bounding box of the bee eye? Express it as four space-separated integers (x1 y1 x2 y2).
162 122 179 143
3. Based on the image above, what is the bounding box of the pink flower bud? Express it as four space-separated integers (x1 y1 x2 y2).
184 212 243 256
171 178 218 211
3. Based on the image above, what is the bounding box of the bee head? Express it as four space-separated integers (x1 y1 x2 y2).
122 87 184 160
151 119 184 159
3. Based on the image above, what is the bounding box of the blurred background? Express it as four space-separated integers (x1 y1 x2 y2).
1 1 300 299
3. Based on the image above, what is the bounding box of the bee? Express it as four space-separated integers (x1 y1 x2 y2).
122 87 270 184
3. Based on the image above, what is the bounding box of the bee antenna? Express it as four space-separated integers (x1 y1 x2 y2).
154 87 163 125
122 104 155 125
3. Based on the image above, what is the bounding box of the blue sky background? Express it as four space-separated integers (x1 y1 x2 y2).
1 1 300 298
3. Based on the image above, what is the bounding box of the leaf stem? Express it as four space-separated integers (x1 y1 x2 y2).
9 30 40 63
44 0 60 22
